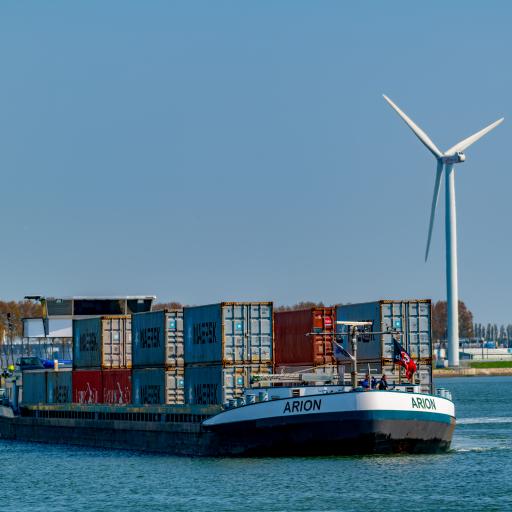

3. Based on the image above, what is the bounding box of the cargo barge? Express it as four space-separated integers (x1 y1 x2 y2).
1 296 455 456
0 383 455 456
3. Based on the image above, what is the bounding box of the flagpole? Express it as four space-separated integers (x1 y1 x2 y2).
334 321 396 389
351 328 358 388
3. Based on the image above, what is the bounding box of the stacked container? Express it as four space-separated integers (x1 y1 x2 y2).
336 300 433 393
72 316 132 404
72 370 132 405
184 302 273 405
22 369 72 405
274 307 338 376
22 370 47 405
73 316 132 369
131 310 185 405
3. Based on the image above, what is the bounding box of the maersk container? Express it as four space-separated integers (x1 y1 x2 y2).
103 369 132 404
22 370 47 405
336 300 432 361
73 316 131 369
185 364 272 405
132 368 185 405
132 310 184 368
274 307 336 366
46 369 72 404
72 370 103 404
184 302 273 364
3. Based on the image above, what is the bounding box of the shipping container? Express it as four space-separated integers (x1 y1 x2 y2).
132 310 183 368
274 307 336 366
132 368 184 405
336 300 432 361
102 369 132 404
73 316 131 369
22 370 47 405
184 302 273 364
185 364 272 405
72 370 103 404
46 369 72 404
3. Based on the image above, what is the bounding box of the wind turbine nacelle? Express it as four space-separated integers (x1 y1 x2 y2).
444 152 466 164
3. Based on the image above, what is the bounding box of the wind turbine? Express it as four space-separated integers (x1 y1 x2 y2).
383 94 503 367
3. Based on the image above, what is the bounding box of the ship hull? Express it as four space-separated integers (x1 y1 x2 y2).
205 410 455 456
0 391 456 456
202 390 456 456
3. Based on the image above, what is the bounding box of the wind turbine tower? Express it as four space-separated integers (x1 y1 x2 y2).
383 95 503 367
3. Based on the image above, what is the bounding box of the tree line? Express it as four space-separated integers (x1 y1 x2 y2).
0 300 42 340
432 300 474 341
152 301 327 312
473 323 512 343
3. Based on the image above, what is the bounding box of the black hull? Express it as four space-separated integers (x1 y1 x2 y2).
0 409 455 457
206 412 455 456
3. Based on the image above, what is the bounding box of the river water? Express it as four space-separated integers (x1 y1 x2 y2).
1 376 510 512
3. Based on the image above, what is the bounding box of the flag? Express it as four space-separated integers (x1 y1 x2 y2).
393 338 417 380
333 340 354 361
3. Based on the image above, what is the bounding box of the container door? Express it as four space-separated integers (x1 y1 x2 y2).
164 368 185 404
312 308 336 365
381 302 406 360
102 317 131 369
165 311 184 367
248 304 273 364
222 304 273 364
221 366 245 403
222 304 246 363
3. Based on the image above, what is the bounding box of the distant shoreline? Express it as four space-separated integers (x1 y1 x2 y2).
433 368 512 378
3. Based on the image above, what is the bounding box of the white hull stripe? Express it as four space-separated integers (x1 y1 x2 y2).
204 391 455 427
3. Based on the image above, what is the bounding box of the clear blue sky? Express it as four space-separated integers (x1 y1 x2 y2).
0 1 510 324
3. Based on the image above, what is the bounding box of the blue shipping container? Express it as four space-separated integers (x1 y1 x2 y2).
336 300 432 361
185 364 272 405
184 302 273 364
46 369 72 404
22 370 47 405
132 310 184 368
132 368 185 405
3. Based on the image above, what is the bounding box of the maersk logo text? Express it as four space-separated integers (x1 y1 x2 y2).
411 397 436 410
192 322 217 345
283 399 322 414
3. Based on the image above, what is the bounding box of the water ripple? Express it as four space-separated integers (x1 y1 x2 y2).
457 416 512 425
0 376 511 512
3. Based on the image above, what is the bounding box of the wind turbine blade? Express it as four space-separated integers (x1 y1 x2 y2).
383 95 443 159
425 160 444 261
446 117 504 154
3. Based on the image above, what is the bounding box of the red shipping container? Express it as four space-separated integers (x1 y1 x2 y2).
72 370 103 404
275 307 336 366
103 369 132 404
